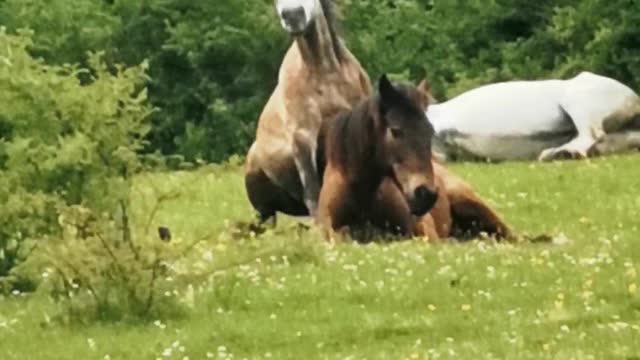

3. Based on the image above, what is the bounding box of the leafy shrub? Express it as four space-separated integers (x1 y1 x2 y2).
26 202 190 323
0 28 189 320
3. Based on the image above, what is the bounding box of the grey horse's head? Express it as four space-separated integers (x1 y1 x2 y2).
274 0 321 35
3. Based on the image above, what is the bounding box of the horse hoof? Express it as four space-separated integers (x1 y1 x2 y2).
538 149 557 162
538 149 587 162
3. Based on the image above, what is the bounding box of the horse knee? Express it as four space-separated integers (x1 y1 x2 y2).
244 170 275 220
450 200 511 240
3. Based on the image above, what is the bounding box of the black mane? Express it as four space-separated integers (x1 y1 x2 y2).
323 98 381 182
319 0 345 61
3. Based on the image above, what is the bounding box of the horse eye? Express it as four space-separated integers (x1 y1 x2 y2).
390 128 404 139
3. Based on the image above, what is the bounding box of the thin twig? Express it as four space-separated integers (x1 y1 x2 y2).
50 264 76 319
143 190 181 236
119 199 140 261
140 169 207 236
58 258 103 307
144 252 160 314
178 233 213 258
95 232 130 286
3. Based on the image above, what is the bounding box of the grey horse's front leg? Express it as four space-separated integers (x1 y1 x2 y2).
292 129 321 217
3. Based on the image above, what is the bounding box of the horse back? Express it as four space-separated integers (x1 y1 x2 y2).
429 80 567 135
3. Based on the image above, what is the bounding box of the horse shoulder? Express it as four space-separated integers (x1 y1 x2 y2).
255 87 288 141
311 70 368 130
358 67 373 96
343 51 372 96
281 64 359 134
332 49 372 99
281 77 323 135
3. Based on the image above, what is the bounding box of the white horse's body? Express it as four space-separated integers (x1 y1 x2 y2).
428 72 640 161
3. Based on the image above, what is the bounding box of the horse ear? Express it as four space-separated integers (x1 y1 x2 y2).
378 74 394 100
416 79 431 109
378 74 400 112
417 79 430 94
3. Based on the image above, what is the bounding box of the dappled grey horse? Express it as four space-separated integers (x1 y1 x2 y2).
244 0 371 223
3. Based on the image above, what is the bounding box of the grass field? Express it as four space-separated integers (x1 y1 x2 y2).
2 155 640 359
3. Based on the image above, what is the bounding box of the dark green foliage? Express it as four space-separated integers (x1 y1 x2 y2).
138 0 287 162
1 0 639 159
0 0 120 65
344 0 640 98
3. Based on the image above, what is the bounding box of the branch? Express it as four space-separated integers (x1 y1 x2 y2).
143 190 181 236
118 199 140 261
95 232 131 286
144 253 160 314
58 258 103 307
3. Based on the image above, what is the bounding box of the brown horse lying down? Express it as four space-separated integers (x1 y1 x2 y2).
316 75 511 241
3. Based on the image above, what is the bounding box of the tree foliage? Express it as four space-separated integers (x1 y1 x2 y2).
1 0 639 160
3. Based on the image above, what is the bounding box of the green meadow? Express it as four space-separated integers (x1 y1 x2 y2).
2 155 640 359
2 1 640 359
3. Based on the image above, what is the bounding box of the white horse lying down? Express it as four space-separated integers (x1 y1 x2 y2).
426 71 640 161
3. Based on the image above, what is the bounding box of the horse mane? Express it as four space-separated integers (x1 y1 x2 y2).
324 99 381 180
319 0 345 62
323 81 429 180
377 82 430 120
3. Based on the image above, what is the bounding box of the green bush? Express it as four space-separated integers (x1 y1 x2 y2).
27 204 185 323
0 28 150 232
0 28 189 320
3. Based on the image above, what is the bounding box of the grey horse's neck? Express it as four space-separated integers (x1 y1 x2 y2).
295 7 343 70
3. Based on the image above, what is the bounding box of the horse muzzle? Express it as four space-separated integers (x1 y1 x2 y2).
409 185 438 216
279 6 308 35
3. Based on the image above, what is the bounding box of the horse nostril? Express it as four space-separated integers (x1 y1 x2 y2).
414 185 430 201
281 6 305 23
410 185 438 216
415 185 438 205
